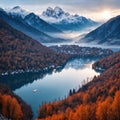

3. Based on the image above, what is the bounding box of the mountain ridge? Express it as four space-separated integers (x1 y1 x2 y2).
41 6 98 31
24 12 63 33
37 50 120 120
0 7 66 43
0 18 68 74
81 15 120 45
6 6 63 33
0 9 55 43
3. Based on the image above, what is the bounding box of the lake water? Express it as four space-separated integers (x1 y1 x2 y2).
11 58 99 118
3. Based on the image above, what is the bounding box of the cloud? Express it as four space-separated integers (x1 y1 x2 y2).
23 0 120 15
1 0 120 8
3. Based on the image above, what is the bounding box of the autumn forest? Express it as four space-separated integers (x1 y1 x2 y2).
0 2 120 120
37 51 120 120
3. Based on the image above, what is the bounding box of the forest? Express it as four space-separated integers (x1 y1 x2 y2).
0 83 33 120
93 51 120 70
0 93 23 119
0 19 113 75
49 45 113 58
0 19 69 74
37 51 120 120
0 18 120 120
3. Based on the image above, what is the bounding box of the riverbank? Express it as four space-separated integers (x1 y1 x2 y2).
0 46 113 76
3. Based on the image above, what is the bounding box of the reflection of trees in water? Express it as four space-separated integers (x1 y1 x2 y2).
0 67 63 91
65 58 97 70
0 58 98 91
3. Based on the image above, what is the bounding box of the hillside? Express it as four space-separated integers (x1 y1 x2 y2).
0 83 32 120
93 51 120 70
81 15 120 45
49 45 113 58
37 51 120 120
0 19 68 74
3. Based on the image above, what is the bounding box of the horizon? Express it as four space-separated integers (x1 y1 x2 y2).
0 0 120 22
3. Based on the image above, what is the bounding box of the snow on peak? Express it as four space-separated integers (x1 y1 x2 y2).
6 6 29 18
47 7 53 11
12 6 21 10
54 6 64 14
42 7 54 17
42 6 65 19
10 6 26 13
41 6 94 24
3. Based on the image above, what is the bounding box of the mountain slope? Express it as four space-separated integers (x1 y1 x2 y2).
81 15 120 45
0 83 33 120
92 51 120 70
7 6 29 18
37 50 120 120
0 19 68 74
41 6 97 31
7 6 62 33
0 9 54 43
24 12 62 33
0 8 66 43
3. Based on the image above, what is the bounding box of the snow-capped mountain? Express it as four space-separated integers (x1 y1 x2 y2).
41 7 98 31
24 12 62 33
6 6 29 18
0 8 66 43
81 15 120 45
5 6 62 33
42 7 67 20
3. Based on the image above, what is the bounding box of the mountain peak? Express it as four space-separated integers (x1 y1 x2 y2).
54 6 64 13
25 12 40 21
42 6 65 19
41 6 96 26
12 6 21 10
47 7 54 11
7 6 29 18
11 6 25 13
82 15 120 45
27 12 37 18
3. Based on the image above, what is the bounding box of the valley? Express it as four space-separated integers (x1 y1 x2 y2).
1 58 100 118
37 50 120 120
0 3 120 120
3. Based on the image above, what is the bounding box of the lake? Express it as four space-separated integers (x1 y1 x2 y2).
10 58 99 118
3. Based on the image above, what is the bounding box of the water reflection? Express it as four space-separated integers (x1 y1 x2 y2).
0 58 100 118
65 58 92 70
0 68 63 91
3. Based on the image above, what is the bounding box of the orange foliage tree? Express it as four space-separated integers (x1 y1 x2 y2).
0 94 23 120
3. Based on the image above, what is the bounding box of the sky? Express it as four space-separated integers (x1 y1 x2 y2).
0 0 120 21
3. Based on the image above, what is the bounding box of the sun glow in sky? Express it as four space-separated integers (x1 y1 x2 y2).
101 10 111 20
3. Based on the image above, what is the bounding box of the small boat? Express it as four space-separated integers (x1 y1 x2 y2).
33 89 37 92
